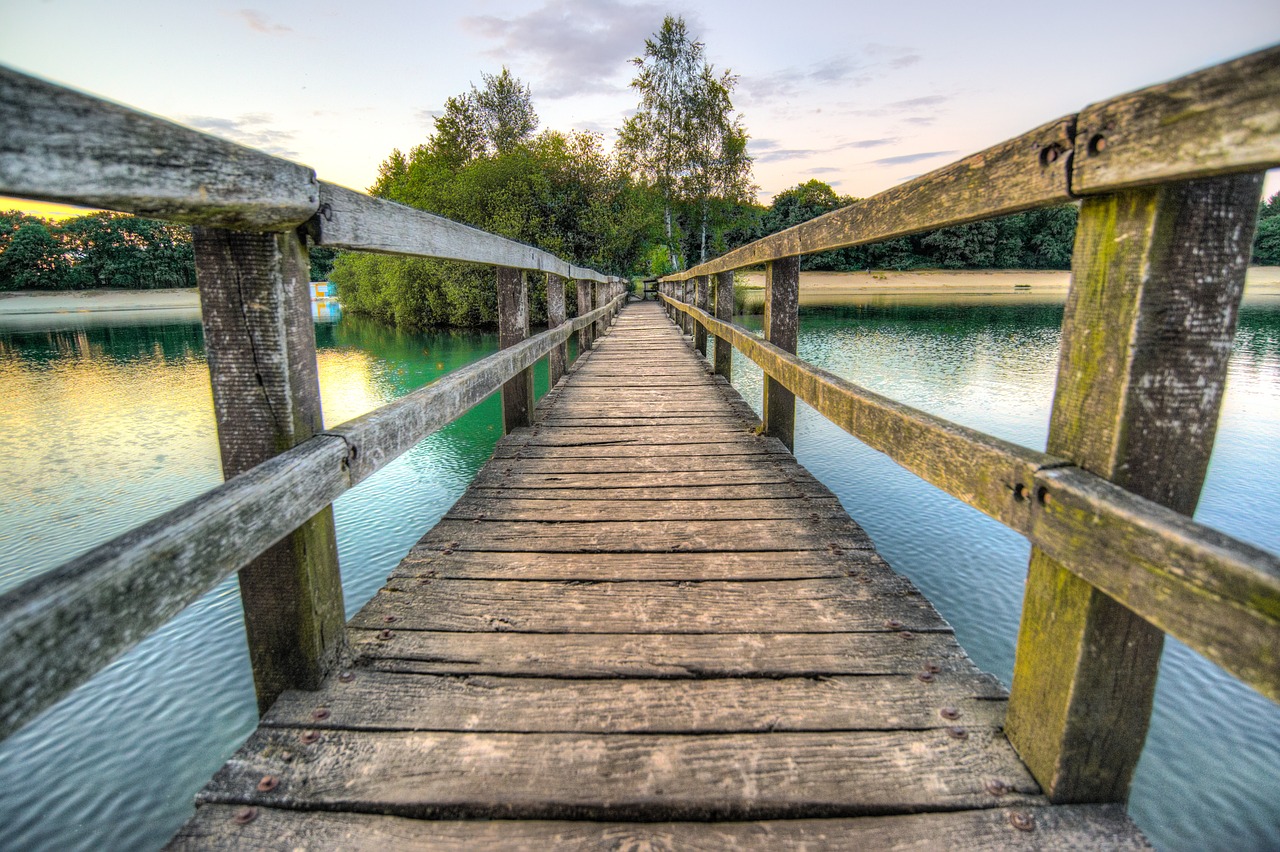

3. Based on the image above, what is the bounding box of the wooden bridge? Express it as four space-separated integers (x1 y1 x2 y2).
2 45 1279 850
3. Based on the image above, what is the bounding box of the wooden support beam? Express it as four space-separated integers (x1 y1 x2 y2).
193 227 345 714
763 256 800 451
683 280 695 338
498 267 532 432
1006 172 1265 802
547 273 567 387
695 275 710 356
593 282 607 341
575 280 593 352
714 271 734 378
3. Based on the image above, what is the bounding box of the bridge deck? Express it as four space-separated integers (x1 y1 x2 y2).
170 302 1148 849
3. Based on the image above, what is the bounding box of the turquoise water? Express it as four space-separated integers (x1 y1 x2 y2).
0 299 1276 850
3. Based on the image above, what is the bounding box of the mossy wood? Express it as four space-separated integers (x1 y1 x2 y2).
713 271 734 378
763 257 800 451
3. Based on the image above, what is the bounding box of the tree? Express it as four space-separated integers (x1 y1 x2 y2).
1254 192 1280 265
618 15 754 268
0 220 67 290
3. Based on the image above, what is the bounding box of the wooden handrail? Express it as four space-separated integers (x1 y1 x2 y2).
0 295 624 740
661 295 1280 702
663 44 1280 281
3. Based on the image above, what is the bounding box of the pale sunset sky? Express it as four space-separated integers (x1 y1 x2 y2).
2 0 1278 218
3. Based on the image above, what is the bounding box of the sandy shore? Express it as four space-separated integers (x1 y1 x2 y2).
736 267 1280 306
0 288 201 315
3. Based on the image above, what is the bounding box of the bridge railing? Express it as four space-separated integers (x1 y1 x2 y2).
660 44 1280 803
0 65 628 739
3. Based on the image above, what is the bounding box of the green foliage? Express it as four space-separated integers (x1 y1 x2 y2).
0 211 196 291
309 246 338 282
1253 192 1280 265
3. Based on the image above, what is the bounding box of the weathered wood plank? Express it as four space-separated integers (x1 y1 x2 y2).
1073 45 1280 193
665 115 1074 280
308 182 615 282
497 267 532 432
409 518 872 554
195 227 345 712
197 728 1042 820
0 65 318 229
353 578 943 634
547 273 567 387
694 274 710 355
714 269 734 377
261 672 1007 733
763 256 800 450
445 496 847 522
466 481 838 502
469 469 819 491
1008 173 1268 800
390 550 886 581
170 803 1152 851
351 629 980 678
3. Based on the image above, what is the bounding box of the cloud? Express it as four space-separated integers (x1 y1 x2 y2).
185 114 300 159
871 151 957 166
842 93 953 118
462 0 676 98
416 108 444 127
237 9 291 35
741 45 921 105
752 136 899 164
807 167 842 174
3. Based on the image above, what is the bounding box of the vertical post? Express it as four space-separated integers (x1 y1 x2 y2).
547 272 567 387
713 270 734 378
1006 173 1264 802
682 280 694 338
593 281 607 341
498 266 532 432
763 255 799 451
575 279 592 352
194 227 345 714
694 275 710 356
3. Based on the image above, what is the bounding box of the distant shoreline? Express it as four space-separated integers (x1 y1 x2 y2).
0 288 200 316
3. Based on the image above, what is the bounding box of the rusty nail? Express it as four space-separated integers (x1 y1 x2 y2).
299 730 321 744
940 706 962 720
378 629 394 641
917 671 935 683
383 614 398 624
256 775 279 792
1088 134 1107 155
312 707 331 721
233 806 258 825
338 671 355 683
985 778 1010 796
947 726 968 740
925 662 943 674
884 619 903 630
900 631 915 640
1009 811 1036 832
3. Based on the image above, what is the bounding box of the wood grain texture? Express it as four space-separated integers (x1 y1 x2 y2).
197 728 1042 820
171 803 1151 851
763 256 800 450
1073 45 1280 193
309 182 615 282
497 267 532 432
1008 175 1267 801
694 274 710 355
195 227 345 711
0 65 318 229
546 273 567 387
665 115 1074 280
714 270 734 377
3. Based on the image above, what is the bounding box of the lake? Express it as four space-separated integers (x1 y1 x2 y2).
0 296 1277 850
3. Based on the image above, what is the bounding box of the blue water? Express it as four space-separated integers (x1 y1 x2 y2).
0 298 1276 850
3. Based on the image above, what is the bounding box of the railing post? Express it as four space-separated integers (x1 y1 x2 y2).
593 281 607 340
1006 172 1264 802
497 266 532 431
694 274 710 356
763 255 800 451
713 270 734 378
682 280 694 338
547 273 567 387
193 227 345 714
575 279 593 352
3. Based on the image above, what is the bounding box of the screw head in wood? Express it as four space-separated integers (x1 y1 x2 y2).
940 706 961 720
299 730 321 744
383 614 398 624
1013 483 1029 502
884 619 903 630
917 671 935 683
985 778 1010 796
900 631 915 640
1087 134 1107 155
311 707 331 721
924 662 943 674
442 549 453 556
256 775 279 792
232 806 258 825
946 726 968 740
1009 811 1036 832
378 629 394 641
338 671 355 683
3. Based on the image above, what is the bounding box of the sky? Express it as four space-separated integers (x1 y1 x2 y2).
2 0 1278 219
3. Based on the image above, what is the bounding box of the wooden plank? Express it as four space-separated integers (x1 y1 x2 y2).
694 274 710 355
0 65 318 229
494 439 782 458
1007 173 1269 800
714 270 734 377
466 481 838 502
171 803 1152 851
574 279 593 351
444 496 847 522
196 728 1042 820
352 629 980 678
497 267 532 432
763 256 799 450
1073 45 1280 193
665 115 1074 280
547 273 567 387
309 182 614 282
409 519 872 555
389 550 886 581
469 469 823 491
194 227 345 712
474 456 789 475
261 672 1007 733
0 434 350 740
353 578 943 634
